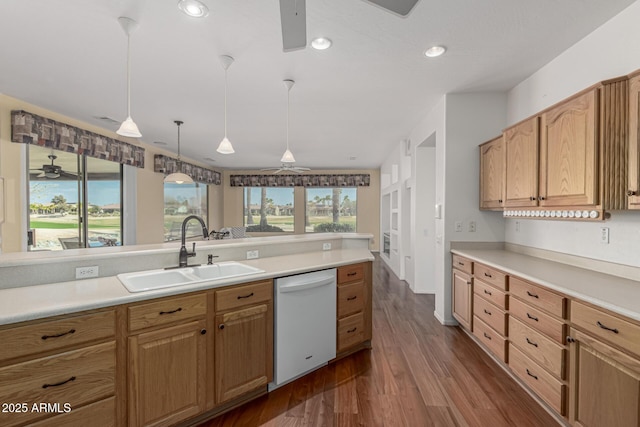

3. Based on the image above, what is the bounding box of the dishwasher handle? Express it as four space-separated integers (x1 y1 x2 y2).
279 277 335 293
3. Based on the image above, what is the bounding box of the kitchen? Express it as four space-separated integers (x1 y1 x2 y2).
2 0 640 426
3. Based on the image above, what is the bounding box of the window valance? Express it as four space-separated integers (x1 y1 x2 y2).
154 155 222 185
229 173 370 187
11 110 145 168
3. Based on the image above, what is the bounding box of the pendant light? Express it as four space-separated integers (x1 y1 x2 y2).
281 79 296 163
116 17 142 138
217 55 235 154
164 120 193 184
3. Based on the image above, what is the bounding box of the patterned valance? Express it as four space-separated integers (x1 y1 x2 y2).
154 155 221 185
229 173 370 187
11 110 145 168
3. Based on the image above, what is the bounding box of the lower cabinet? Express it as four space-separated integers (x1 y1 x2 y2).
128 320 207 427
215 302 273 403
336 262 372 356
452 267 473 331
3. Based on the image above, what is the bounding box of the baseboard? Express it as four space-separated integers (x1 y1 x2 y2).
434 310 458 326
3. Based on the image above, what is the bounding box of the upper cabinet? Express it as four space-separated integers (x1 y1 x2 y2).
479 136 504 210
504 116 539 208
628 71 640 209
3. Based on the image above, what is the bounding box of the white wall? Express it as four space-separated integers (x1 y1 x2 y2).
506 0 640 267
413 143 436 293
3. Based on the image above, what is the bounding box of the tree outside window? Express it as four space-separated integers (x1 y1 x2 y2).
305 188 357 232
243 188 294 232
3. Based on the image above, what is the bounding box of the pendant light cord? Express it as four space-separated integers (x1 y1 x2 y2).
126 33 132 117
224 68 228 138
286 85 290 150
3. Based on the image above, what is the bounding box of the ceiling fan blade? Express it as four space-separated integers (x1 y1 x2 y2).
279 0 306 52
362 0 420 17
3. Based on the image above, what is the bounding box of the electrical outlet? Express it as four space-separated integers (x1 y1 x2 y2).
600 227 610 244
455 221 463 232
75 266 99 279
246 250 259 259
468 221 476 232
322 243 332 250
515 221 521 232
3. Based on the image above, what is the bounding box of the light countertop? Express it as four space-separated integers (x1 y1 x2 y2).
0 248 374 326
451 248 640 322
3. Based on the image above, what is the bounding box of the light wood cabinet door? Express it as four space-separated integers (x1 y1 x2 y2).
504 116 539 207
479 136 504 210
568 327 640 427
452 268 473 331
628 72 640 209
539 89 598 207
128 320 207 427
215 303 273 404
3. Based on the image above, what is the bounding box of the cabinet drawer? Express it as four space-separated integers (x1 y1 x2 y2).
0 310 115 363
509 344 565 415
509 317 565 379
473 263 507 291
338 312 365 353
571 301 640 357
338 281 364 318
0 341 115 427
510 276 565 318
30 397 115 427
510 297 565 344
473 294 507 336
452 254 473 275
473 316 507 362
474 279 507 309
215 280 273 312
129 293 207 332
337 264 364 285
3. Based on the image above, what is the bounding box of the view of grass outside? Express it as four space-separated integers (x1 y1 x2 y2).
244 188 294 232
164 182 208 241
305 188 357 232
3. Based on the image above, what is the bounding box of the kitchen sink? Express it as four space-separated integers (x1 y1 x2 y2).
117 261 265 293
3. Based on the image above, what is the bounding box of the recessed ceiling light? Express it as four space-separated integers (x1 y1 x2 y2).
204 157 216 162
348 156 357 161
178 0 209 18
311 37 332 50
424 45 446 58
153 141 168 146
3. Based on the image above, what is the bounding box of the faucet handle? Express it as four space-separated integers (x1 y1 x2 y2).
208 254 219 265
188 242 196 258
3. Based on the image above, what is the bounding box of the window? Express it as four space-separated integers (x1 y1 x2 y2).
28 145 123 250
305 188 357 232
243 187 294 232
164 182 208 241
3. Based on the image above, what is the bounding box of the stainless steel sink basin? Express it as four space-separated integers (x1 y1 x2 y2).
117 261 265 293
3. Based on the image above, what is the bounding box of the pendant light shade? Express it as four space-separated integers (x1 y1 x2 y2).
117 17 141 138
217 55 235 154
164 120 194 184
281 79 296 163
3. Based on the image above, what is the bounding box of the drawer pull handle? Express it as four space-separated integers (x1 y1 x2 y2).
526 313 539 322
43 376 76 389
484 272 492 278
526 369 538 380
466 281 472 285
526 338 538 347
41 329 76 340
347 296 358 301
596 321 619 334
347 272 358 277
458 261 464 266
483 309 492 316
483 332 492 340
347 327 358 333
159 307 182 315
484 289 492 296
237 292 254 300
526 291 539 299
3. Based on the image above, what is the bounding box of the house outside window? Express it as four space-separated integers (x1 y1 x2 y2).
305 188 357 232
243 187 294 232
164 182 208 241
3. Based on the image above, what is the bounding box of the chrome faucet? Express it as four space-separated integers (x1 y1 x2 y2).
178 215 209 268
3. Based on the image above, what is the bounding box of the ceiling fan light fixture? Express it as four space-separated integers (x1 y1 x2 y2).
311 37 332 50
217 137 235 154
280 148 296 163
178 0 209 18
424 45 446 58
116 116 142 138
164 120 194 184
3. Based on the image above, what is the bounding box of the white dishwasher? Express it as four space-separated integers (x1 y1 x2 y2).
269 268 336 390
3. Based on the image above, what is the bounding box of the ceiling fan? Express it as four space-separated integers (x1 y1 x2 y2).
261 163 311 174
30 154 77 179
279 0 421 51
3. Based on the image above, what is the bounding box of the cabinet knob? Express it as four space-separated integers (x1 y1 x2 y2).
498 199 503 203
218 324 225 330
628 190 637 197
200 329 207 335
566 336 576 344
530 196 536 201
538 196 546 201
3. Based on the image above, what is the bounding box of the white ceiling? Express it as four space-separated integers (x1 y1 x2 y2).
0 0 635 170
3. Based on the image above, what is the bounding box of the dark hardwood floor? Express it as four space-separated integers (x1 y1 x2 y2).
199 256 559 426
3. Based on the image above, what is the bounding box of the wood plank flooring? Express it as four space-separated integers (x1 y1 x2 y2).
199 256 559 426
